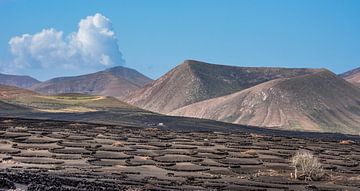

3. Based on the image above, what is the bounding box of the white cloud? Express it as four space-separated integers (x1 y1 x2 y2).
7 13 124 73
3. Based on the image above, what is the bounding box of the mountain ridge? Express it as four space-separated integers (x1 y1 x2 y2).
32 66 153 98
125 60 326 113
0 73 40 88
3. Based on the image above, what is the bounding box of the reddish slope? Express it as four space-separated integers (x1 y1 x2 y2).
0 85 33 113
0 84 38 99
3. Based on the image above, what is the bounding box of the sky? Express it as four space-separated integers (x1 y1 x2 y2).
0 0 360 81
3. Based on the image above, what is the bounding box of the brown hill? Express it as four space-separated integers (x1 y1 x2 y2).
170 71 360 134
0 73 40 88
0 86 32 112
340 67 360 88
32 66 152 98
125 60 324 113
104 66 153 87
0 84 38 99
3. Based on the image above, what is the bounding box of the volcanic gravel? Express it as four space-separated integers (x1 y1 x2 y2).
0 118 359 190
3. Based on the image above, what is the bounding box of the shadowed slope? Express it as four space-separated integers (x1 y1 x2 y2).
170 71 360 134
0 100 29 111
125 60 325 113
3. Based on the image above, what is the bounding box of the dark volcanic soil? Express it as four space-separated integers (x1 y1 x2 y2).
0 118 359 190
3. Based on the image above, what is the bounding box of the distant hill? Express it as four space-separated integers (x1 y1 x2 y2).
170 71 360 134
0 73 40 88
340 67 360 88
125 60 325 113
32 66 153 98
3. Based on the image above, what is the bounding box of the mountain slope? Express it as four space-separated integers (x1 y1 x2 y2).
0 84 38 99
32 66 152 98
340 67 360 88
125 60 325 113
0 73 40 88
105 66 153 87
170 71 360 134
5 93 138 113
0 86 32 113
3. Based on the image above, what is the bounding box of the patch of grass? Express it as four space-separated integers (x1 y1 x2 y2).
5 94 134 113
51 94 99 101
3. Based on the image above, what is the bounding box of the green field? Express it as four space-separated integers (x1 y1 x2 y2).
4 93 135 113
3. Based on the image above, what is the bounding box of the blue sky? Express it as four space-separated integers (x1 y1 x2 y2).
0 0 359 81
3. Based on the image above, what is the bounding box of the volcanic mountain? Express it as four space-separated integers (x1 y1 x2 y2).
0 73 40 88
32 66 152 98
170 70 360 134
125 60 324 113
340 67 360 88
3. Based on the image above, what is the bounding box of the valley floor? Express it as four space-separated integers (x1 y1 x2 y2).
0 118 359 190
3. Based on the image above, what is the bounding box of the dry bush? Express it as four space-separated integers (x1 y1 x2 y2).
291 151 325 181
243 150 257 156
339 140 355 145
8 126 28 132
111 141 124 147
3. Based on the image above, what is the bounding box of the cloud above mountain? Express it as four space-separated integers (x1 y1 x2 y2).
7 13 124 73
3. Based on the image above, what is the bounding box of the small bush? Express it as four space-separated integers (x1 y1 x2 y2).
339 140 355 145
111 141 124 147
291 151 325 181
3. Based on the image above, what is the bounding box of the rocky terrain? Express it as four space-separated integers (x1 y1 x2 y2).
170 71 360 134
125 60 324 113
0 118 359 191
32 66 153 99
340 67 360 88
0 73 40 89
